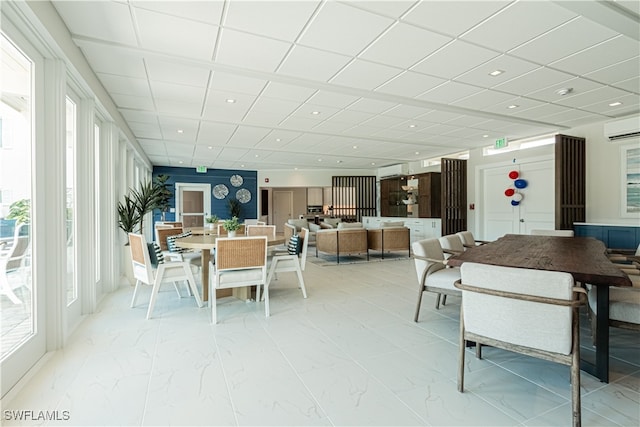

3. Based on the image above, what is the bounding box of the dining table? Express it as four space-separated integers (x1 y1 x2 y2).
175 234 286 302
447 233 632 383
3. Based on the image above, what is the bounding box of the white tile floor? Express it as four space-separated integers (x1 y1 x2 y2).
3 258 639 426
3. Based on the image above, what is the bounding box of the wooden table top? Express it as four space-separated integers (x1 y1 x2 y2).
175 234 285 250
447 234 632 287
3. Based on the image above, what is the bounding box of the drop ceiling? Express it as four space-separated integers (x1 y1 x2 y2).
51 0 640 170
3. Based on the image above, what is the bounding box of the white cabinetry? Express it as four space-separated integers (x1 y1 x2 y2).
362 217 441 244
307 187 323 205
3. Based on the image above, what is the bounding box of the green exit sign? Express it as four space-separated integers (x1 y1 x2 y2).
494 137 508 149
196 166 207 173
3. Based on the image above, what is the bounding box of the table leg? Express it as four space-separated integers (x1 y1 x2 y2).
580 286 609 383
201 250 210 302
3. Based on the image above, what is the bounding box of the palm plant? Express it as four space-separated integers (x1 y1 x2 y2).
131 180 162 234
117 195 141 244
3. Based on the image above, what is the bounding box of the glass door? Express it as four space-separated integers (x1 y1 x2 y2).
176 183 211 228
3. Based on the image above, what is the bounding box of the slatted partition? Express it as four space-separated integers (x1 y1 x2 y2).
441 158 467 235
331 176 377 222
555 134 586 230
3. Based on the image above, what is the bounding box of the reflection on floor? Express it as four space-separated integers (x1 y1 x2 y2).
3 258 639 426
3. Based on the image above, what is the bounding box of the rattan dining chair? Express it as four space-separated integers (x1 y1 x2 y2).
209 236 268 323
128 233 203 319
246 224 276 239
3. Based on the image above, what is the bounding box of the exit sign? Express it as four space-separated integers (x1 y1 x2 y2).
494 137 508 149
196 166 207 173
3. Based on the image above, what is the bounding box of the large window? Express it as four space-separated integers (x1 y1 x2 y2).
65 96 77 305
0 32 33 359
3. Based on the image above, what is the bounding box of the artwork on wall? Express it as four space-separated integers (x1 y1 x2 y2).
622 144 640 215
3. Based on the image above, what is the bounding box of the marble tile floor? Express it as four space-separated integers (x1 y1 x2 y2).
2 258 639 426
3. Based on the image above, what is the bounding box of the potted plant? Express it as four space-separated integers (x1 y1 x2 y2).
228 197 241 219
223 216 241 237
152 174 172 221
7 198 30 225
205 214 219 230
117 195 141 243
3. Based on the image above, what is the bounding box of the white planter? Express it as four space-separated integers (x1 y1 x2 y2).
228 230 237 238
207 223 215 230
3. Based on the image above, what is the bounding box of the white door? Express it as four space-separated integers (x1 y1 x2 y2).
481 159 554 240
176 183 211 228
273 191 293 233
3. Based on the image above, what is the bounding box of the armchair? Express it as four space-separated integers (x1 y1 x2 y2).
315 228 368 264
367 227 410 259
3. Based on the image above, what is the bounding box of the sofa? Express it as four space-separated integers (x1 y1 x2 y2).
315 225 368 263
287 219 316 244
367 226 410 259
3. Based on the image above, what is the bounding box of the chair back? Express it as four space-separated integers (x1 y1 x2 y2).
155 221 182 229
246 224 276 239
283 222 296 241
412 238 446 283
244 219 266 226
438 234 465 258
128 233 154 285
215 236 267 271
530 229 574 237
456 231 475 247
3 223 30 271
460 262 575 354
155 227 184 251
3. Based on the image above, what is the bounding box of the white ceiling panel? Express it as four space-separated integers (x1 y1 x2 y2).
411 40 500 80
298 1 393 56
52 0 640 170
403 1 508 37
330 59 402 90
509 17 619 65
360 22 452 69
461 1 576 52
376 71 446 98
215 28 292 72
277 45 352 82
54 1 137 45
135 8 218 60
224 0 319 41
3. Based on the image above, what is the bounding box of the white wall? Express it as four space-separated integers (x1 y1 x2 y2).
257 168 375 187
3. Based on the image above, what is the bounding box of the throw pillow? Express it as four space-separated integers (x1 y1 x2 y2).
287 234 301 255
166 231 192 253
337 222 363 230
147 242 165 267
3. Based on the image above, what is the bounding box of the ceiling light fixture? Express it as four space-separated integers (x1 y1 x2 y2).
254 154 259 158
483 134 489 138
415 151 420 155
353 145 358 149
336 160 342 163
178 160 183 164
276 138 281 142
408 124 417 128
609 101 623 107
555 87 573 96
177 129 184 134
489 69 504 76
208 146 212 149
311 111 320 115
371 162 376 166
317 158 322 162
507 105 519 109
225 99 236 103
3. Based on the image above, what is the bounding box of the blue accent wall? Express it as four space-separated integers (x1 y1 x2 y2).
152 166 258 223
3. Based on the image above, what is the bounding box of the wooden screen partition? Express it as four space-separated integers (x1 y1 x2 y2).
332 176 376 222
555 134 586 230
441 158 467 235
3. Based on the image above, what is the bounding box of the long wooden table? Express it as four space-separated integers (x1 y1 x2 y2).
175 235 285 301
447 234 632 383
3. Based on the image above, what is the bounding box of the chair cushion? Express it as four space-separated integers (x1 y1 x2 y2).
425 267 461 291
166 231 192 253
588 287 640 325
288 235 301 255
217 268 265 286
147 243 165 266
337 222 363 229
287 219 308 231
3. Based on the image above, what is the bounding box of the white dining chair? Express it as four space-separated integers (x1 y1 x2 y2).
438 234 465 258
129 233 203 319
209 236 268 323
0 223 30 304
456 231 490 249
261 228 309 303
457 262 586 427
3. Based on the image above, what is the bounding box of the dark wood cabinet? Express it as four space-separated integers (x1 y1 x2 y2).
417 172 441 218
380 177 407 217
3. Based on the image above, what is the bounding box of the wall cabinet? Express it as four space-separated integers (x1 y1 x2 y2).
417 172 441 218
380 177 407 217
307 187 323 205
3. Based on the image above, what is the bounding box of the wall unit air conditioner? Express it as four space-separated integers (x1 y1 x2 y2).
378 163 408 179
604 116 640 141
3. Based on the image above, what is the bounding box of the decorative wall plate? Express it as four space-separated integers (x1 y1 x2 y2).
236 188 251 203
230 174 243 187
213 184 229 199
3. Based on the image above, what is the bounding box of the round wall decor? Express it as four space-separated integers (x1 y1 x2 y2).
236 188 251 203
213 184 229 199
230 174 243 187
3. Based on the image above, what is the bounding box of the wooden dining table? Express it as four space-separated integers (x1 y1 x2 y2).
447 233 632 383
175 234 285 301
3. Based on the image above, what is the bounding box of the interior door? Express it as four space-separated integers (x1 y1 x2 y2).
176 183 211 228
481 159 554 239
273 191 293 233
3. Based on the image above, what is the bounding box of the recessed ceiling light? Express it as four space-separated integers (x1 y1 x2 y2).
408 124 417 128
489 70 505 77
177 129 184 134
371 162 376 166
178 160 183 164
555 87 573 96
483 134 489 138
208 146 212 149
507 105 519 109
276 138 281 142
609 101 623 107
353 145 358 149
225 99 236 103
254 154 259 158
317 158 322 162
415 151 420 155
311 111 320 115
336 160 342 163
240 164 245 167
